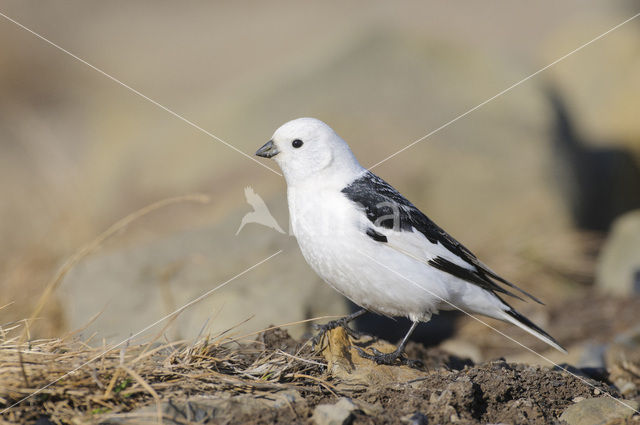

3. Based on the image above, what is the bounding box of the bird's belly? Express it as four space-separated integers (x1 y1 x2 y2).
294 213 457 321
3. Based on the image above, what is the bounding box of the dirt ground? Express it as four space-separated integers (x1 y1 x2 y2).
232 326 621 425
2 291 639 424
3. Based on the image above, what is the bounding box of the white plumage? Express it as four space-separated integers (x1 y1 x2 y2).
256 117 565 363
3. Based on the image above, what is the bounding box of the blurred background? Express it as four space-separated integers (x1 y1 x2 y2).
1 1 639 367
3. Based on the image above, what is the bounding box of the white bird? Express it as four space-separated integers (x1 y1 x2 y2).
256 118 565 364
236 186 285 235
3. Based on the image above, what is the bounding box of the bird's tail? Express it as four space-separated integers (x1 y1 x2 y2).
497 306 567 354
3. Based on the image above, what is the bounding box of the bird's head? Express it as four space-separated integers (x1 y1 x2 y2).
256 118 362 185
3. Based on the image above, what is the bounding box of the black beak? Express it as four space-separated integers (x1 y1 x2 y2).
255 140 279 158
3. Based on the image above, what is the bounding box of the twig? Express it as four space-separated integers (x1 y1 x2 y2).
289 373 339 397
277 350 325 367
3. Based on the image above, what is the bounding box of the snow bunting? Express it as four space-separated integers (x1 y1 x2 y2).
256 118 565 364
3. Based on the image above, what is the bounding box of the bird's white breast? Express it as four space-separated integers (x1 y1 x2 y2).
287 182 472 321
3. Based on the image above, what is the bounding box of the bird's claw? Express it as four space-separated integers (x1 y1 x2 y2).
310 318 362 350
310 332 324 350
353 346 422 368
353 346 399 364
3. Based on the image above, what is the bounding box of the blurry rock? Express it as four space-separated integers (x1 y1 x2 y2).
596 210 640 296
60 202 349 344
312 398 358 425
606 324 640 398
558 397 638 425
312 396 382 425
401 412 429 425
438 338 482 364
548 89 640 231
577 342 607 369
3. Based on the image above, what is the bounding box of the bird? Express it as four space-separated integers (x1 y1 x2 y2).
255 117 566 364
236 186 285 235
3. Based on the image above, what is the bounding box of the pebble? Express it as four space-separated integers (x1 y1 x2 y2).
312 397 358 425
559 397 638 425
400 412 429 425
596 210 640 296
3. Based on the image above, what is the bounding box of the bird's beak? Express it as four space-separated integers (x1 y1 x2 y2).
255 140 280 158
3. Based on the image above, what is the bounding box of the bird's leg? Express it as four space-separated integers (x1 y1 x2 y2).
355 320 420 366
311 309 367 348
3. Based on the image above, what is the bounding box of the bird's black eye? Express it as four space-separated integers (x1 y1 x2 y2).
292 139 303 148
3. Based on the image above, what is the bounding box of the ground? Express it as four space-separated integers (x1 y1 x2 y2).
1 292 639 424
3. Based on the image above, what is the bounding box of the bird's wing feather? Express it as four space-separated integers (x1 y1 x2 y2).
342 171 543 304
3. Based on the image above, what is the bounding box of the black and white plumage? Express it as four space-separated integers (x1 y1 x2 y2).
256 117 565 363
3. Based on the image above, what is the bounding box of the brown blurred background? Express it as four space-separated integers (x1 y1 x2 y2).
1 1 639 364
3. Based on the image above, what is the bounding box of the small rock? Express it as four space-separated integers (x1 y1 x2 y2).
312 397 358 425
438 338 482 363
614 323 640 347
401 412 429 424
60 220 348 345
606 323 640 397
271 389 305 408
596 210 640 296
559 397 638 425
577 343 607 369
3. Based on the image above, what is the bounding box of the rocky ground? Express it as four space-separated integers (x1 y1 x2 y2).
2 292 640 425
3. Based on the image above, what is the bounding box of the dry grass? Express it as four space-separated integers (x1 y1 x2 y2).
0 319 331 424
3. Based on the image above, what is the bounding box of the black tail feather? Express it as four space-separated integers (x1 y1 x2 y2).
504 308 565 351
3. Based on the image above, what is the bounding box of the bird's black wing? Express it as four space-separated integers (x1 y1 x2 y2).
341 171 543 304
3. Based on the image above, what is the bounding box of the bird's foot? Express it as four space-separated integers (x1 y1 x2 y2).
354 346 422 368
353 346 400 365
310 318 362 349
